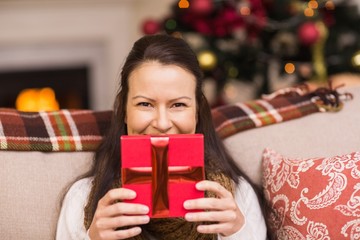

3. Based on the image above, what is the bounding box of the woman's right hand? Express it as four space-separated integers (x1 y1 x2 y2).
88 188 150 240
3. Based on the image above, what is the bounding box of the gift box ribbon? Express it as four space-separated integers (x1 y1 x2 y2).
122 136 203 217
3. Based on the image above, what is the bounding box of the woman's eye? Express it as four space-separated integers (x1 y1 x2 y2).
172 103 186 108
137 102 151 107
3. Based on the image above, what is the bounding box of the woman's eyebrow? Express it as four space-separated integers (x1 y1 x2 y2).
171 96 192 101
132 96 192 101
131 95 155 101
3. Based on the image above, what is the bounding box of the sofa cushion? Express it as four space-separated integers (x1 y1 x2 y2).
223 86 360 186
0 151 93 239
262 148 360 239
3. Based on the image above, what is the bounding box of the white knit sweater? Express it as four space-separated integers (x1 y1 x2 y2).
56 177 266 240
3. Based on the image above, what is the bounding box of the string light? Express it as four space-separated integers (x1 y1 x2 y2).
304 7 315 17
224 82 238 100
285 63 296 74
239 6 251 16
325 1 335 10
308 0 318 9
178 0 189 9
165 19 177 31
228 66 239 78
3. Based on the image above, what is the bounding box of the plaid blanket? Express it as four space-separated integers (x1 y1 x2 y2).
0 87 348 151
212 93 319 139
0 109 111 151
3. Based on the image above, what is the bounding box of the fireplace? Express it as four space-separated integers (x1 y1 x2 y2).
0 41 111 110
0 66 89 109
0 0 141 110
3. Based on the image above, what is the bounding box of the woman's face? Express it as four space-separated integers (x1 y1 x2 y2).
126 61 197 135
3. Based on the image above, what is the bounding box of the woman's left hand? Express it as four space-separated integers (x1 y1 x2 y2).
183 180 245 237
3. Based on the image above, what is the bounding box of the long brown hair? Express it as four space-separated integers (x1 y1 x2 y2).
82 34 270 238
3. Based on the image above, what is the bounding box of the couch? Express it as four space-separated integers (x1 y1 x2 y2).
1 85 359 239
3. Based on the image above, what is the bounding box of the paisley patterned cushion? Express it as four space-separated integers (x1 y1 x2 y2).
262 148 360 239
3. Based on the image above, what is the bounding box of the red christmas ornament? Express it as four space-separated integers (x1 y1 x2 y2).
189 0 214 16
193 18 212 35
142 19 161 35
217 7 242 37
298 22 320 46
214 24 227 37
221 8 238 24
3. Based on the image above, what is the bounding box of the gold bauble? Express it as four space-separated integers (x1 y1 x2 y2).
351 50 360 69
198 50 217 70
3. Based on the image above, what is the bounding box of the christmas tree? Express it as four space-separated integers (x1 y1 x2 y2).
141 0 360 105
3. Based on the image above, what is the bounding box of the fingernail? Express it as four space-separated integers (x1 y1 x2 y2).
142 206 149 213
185 213 193 220
195 182 203 189
183 201 190 209
129 191 136 198
197 225 205 232
141 216 150 223
133 227 142 234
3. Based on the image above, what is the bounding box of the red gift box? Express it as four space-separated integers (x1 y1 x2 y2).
121 134 204 218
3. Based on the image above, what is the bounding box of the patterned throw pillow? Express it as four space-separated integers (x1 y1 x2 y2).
262 148 360 239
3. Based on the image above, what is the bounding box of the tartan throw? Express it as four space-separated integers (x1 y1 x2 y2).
0 87 348 151
212 85 351 138
0 109 112 151
212 93 319 139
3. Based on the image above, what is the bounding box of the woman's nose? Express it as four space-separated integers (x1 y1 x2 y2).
153 108 172 133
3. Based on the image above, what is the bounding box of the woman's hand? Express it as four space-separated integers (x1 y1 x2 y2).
183 180 245 237
88 188 150 240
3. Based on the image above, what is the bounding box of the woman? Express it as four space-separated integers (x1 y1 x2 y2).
56 34 267 240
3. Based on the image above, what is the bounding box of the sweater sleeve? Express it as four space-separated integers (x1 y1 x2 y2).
218 178 267 240
56 177 93 240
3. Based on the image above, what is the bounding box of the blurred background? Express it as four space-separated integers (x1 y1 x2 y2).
0 0 359 111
